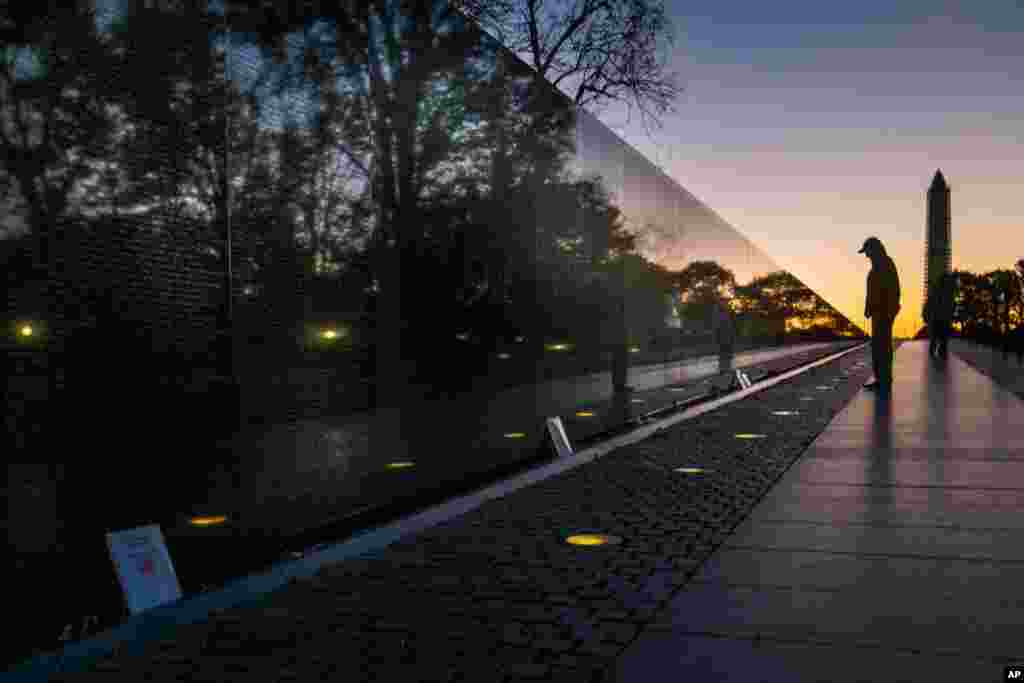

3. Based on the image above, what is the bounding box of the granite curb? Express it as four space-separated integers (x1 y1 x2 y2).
40 343 876 682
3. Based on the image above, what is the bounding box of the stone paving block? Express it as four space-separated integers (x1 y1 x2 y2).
577 640 626 659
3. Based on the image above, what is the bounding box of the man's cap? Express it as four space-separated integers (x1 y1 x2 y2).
858 237 882 254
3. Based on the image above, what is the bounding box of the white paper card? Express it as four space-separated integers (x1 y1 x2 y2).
106 524 182 615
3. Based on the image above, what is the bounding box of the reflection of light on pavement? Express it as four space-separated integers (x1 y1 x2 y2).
565 533 621 546
189 515 228 527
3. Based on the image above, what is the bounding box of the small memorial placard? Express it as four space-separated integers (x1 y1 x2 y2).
545 417 574 458
106 524 182 615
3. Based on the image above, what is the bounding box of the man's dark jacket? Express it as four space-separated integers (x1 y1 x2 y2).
866 254 900 320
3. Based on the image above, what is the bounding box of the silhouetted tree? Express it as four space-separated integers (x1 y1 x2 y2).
452 0 682 129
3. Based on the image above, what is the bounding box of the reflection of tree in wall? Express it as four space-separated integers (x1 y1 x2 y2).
0 3 121 310
668 263 863 339
228 1 661 390
672 260 736 330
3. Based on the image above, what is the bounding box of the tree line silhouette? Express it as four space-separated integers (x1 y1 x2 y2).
923 261 1024 356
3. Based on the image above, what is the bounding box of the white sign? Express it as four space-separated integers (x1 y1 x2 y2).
106 524 182 615
546 417 574 458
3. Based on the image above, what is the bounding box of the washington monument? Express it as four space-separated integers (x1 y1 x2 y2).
924 169 952 318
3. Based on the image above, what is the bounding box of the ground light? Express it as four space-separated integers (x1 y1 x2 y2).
320 329 339 340
800 396 815 401
631 399 644 403
629 346 640 353
386 461 415 470
19 324 34 338
565 533 622 547
189 515 228 527
546 342 572 351
772 411 800 416
734 433 766 439
575 411 595 417
504 432 526 439
498 353 511 359
674 467 707 474
816 385 832 390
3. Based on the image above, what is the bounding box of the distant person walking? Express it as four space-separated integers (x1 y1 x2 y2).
859 237 900 395
924 271 955 359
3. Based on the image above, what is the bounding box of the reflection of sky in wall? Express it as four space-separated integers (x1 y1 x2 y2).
575 107 780 285
6 1 815 311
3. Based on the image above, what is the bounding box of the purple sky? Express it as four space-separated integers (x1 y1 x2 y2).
592 0 1024 337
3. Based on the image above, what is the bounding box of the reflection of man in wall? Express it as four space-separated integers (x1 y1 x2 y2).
924 271 955 359
712 299 736 373
859 237 901 394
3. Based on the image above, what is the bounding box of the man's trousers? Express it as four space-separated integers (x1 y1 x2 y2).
871 315 896 388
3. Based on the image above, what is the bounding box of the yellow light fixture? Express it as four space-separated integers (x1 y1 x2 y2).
546 342 572 351
629 346 640 353
734 433 766 439
674 467 706 474
504 432 526 439
18 324 34 338
189 515 228 527
575 410 595 418
565 533 622 547
385 461 415 470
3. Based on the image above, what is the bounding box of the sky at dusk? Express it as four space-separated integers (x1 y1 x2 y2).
589 0 1024 338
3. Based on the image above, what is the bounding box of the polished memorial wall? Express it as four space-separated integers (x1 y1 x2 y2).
2 0 864 664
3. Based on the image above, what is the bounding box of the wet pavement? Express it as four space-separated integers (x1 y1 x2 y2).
29 337 1022 681
6 340 859 672
13 340 881 680
193 342 857 539
613 340 1024 681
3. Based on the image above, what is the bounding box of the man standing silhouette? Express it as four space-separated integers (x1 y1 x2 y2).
860 237 900 395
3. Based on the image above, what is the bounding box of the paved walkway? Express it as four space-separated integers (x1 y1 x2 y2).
948 337 1024 401
614 340 1024 681
18 339 1024 682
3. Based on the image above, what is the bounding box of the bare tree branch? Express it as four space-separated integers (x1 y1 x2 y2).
451 0 681 131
